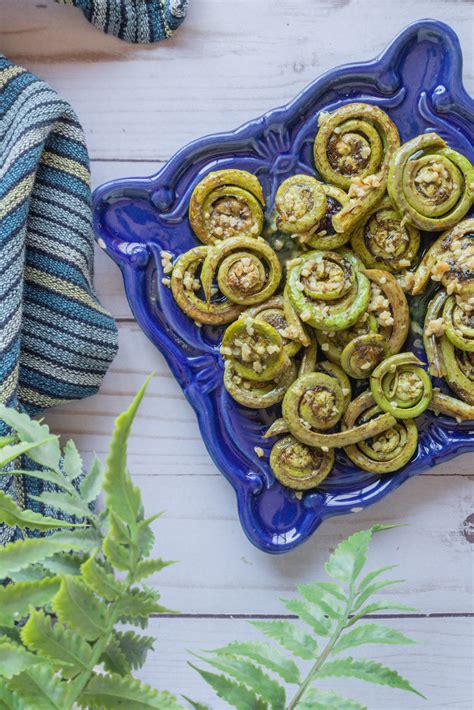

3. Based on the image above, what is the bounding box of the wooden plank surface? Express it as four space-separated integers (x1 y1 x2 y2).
138 616 473 709
1 0 473 703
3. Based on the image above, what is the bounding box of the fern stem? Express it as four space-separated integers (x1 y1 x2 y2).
287 584 355 709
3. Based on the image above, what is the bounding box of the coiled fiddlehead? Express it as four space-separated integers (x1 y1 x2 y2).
171 246 243 325
223 360 297 409
314 103 400 232
220 317 289 382
388 133 474 231
340 333 387 379
423 290 474 405
443 295 474 352
365 269 410 355
297 184 353 250
412 218 474 296
281 372 396 448
287 249 370 330
275 175 327 234
201 236 282 306
244 292 309 358
270 435 334 490
351 197 420 272
370 353 432 419
189 169 265 244
343 391 418 473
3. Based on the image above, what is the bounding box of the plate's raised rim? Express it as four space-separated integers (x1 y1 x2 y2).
93 19 474 553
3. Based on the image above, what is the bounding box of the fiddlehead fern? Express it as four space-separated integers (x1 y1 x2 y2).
287 249 370 330
343 391 418 473
270 435 334 490
388 133 474 231
351 197 420 272
314 102 400 232
200 236 282 306
189 169 265 244
370 353 432 419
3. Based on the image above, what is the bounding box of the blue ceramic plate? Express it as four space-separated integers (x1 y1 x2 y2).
93 20 473 553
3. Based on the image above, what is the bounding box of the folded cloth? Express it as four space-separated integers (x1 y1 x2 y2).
0 57 119 544
55 0 189 43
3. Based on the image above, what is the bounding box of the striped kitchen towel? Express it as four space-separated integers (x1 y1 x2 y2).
0 57 119 543
55 0 189 43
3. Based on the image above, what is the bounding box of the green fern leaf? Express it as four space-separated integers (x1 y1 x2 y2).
21 609 92 673
134 558 175 582
332 623 416 655
0 434 15 447
81 555 124 601
0 640 42 679
189 664 268 710
29 491 88 520
0 684 28 710
0 578 60 626
215 641 300 684
114 631 155 671
281 598 332 636
353 578 405 610
63 439 82 481
101 634 131 676
103 377 153 527
325 528 374 585
42 552 84 577
0 439 56 468
195 652 285 708
117 587 175 618
8 664 69 709
53 576 107 641
251 620 318 660
357 565 398 594
136 518 156 557
298 688 367 710
3 468 70 490
317 656 425 697
8 564 52 583
0 406 61 471
103 530 131 571
348 601 417 626
79 455 106 504
180 698 211 710
109 510 132 543
0 529 98 577
297 582 344 619
0 491 85 531
78 672 184 709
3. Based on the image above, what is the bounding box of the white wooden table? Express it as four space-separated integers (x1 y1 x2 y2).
2 1 473 706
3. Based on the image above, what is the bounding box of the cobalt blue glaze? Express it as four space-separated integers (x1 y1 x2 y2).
93 20 473 553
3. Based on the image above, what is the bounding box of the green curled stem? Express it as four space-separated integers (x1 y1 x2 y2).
443 295 474 352
370 352 432 419
171 246 242 324
244 295 306 358
223 360 296 409
189 169 265 244
201 236 282 306
343 391 418 473
411 218 474 296
423 289 448 378
351 197 420 272
275 175 327 234
364 268 410 355
221 317 289 382
287 249 370 331
340 333 387 379
314 103 400 233
388 133 474 231
282 372 396 448
298 184 353 250
270 435 334 490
